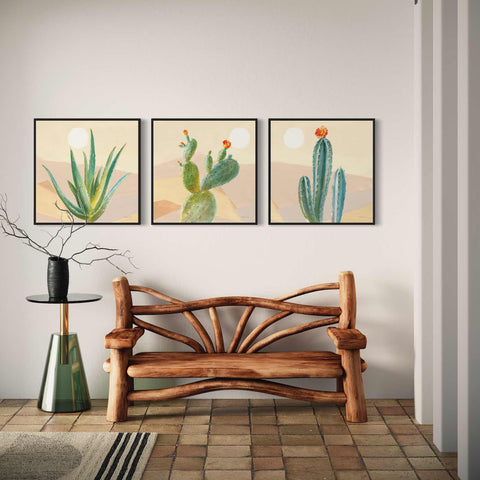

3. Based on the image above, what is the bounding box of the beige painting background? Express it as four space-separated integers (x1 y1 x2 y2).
270 120 374 223
35 120 139 223
153 120 256 223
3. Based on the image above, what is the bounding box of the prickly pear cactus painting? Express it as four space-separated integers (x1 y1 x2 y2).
177 132 239 223
152 120 257 224
34 119 140 224
269 119 374 224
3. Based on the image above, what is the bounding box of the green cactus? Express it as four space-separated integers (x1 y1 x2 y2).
205 150 213 173
182 162 200 193
201 157 239 190
332 167 346 223
43 129 128 223
178 133 239 223
181 190 217 223
298 127 347 223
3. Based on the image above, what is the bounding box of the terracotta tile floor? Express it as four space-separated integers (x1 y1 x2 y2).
0 398 458 480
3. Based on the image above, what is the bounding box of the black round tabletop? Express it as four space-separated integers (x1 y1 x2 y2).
26 294 102 304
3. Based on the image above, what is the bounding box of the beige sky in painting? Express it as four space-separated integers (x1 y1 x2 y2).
270 120 374 178
35 120 139 173
153 120 256 166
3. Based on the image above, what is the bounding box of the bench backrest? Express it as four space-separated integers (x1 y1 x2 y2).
112 271 356 354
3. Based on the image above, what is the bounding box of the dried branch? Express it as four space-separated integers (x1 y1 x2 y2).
69 243 137 275
0 193 137 275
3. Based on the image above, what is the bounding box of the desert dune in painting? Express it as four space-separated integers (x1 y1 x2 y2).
153 159 255 223
270 162 373 223
35 160 139 223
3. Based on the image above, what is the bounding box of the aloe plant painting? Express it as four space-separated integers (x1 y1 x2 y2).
177 130 240 223
298 126 347 223
42 130 128 223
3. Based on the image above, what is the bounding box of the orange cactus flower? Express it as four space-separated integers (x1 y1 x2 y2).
315 126 328 138
178 142 185 147
223 140 232 149
183 130 188 135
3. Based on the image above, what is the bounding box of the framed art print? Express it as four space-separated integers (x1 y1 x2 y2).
269 119 375 224
34 118 140 224
152 118 257 224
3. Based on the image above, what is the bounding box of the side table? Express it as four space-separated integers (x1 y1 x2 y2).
26 293 102 413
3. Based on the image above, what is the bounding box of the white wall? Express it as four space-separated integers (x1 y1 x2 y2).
0 0 414 399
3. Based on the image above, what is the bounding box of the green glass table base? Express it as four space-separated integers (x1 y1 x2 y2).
38 333 91 413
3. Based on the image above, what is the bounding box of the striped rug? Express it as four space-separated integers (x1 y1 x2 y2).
0 432 157 480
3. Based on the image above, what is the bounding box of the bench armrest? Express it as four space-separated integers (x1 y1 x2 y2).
327 327 367 350
105 327 144 349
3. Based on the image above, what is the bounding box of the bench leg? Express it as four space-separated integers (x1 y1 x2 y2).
106 349 129 422
341 349 367 422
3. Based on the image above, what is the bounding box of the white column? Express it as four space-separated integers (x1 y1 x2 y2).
457 0 480 477
414 0 434 425
432 0 458 452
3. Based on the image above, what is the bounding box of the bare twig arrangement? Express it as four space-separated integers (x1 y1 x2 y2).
0 193 136 275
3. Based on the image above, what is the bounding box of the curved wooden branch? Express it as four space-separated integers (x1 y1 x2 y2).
132 316 204 353
227 306 255 353
247 317 340 353
237 311 291 353
130 285 215 353
131 297 341 316
209 307 224 352
277 282 340 301
127 378 347 404
228 282 339 353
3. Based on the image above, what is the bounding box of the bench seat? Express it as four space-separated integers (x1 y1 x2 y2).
104 351 367 379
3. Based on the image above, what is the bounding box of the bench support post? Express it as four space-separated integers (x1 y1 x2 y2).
106 349 129 422
341 349 367 422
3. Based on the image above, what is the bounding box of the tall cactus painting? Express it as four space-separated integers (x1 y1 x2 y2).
152 119 257 224
34 119 140 224
298 127 346 223
269 119 374 224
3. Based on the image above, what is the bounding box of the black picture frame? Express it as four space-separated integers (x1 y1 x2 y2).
34 118 141 225
151 118 258 225
268 118 376 225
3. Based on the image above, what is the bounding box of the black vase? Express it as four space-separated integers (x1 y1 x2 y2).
47 257 69 299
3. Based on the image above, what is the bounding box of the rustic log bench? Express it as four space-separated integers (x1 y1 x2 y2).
104 271 368 423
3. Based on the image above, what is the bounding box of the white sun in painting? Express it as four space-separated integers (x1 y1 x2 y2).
228 127 250 149
68 127 89 149
283 128 304 149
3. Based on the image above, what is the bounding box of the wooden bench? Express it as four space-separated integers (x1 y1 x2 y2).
104 271 368 423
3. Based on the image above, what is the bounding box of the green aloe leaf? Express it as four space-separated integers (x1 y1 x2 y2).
70 149 91 215
67 180 77 197
88 129 96 186
42 165 85 218
83 152 88 186
67 180 82 208
93 167 102 195
93 147 115 196
89 173 129 222
92 144 125 208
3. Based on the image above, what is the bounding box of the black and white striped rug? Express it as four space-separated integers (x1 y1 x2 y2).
0 432 157 480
